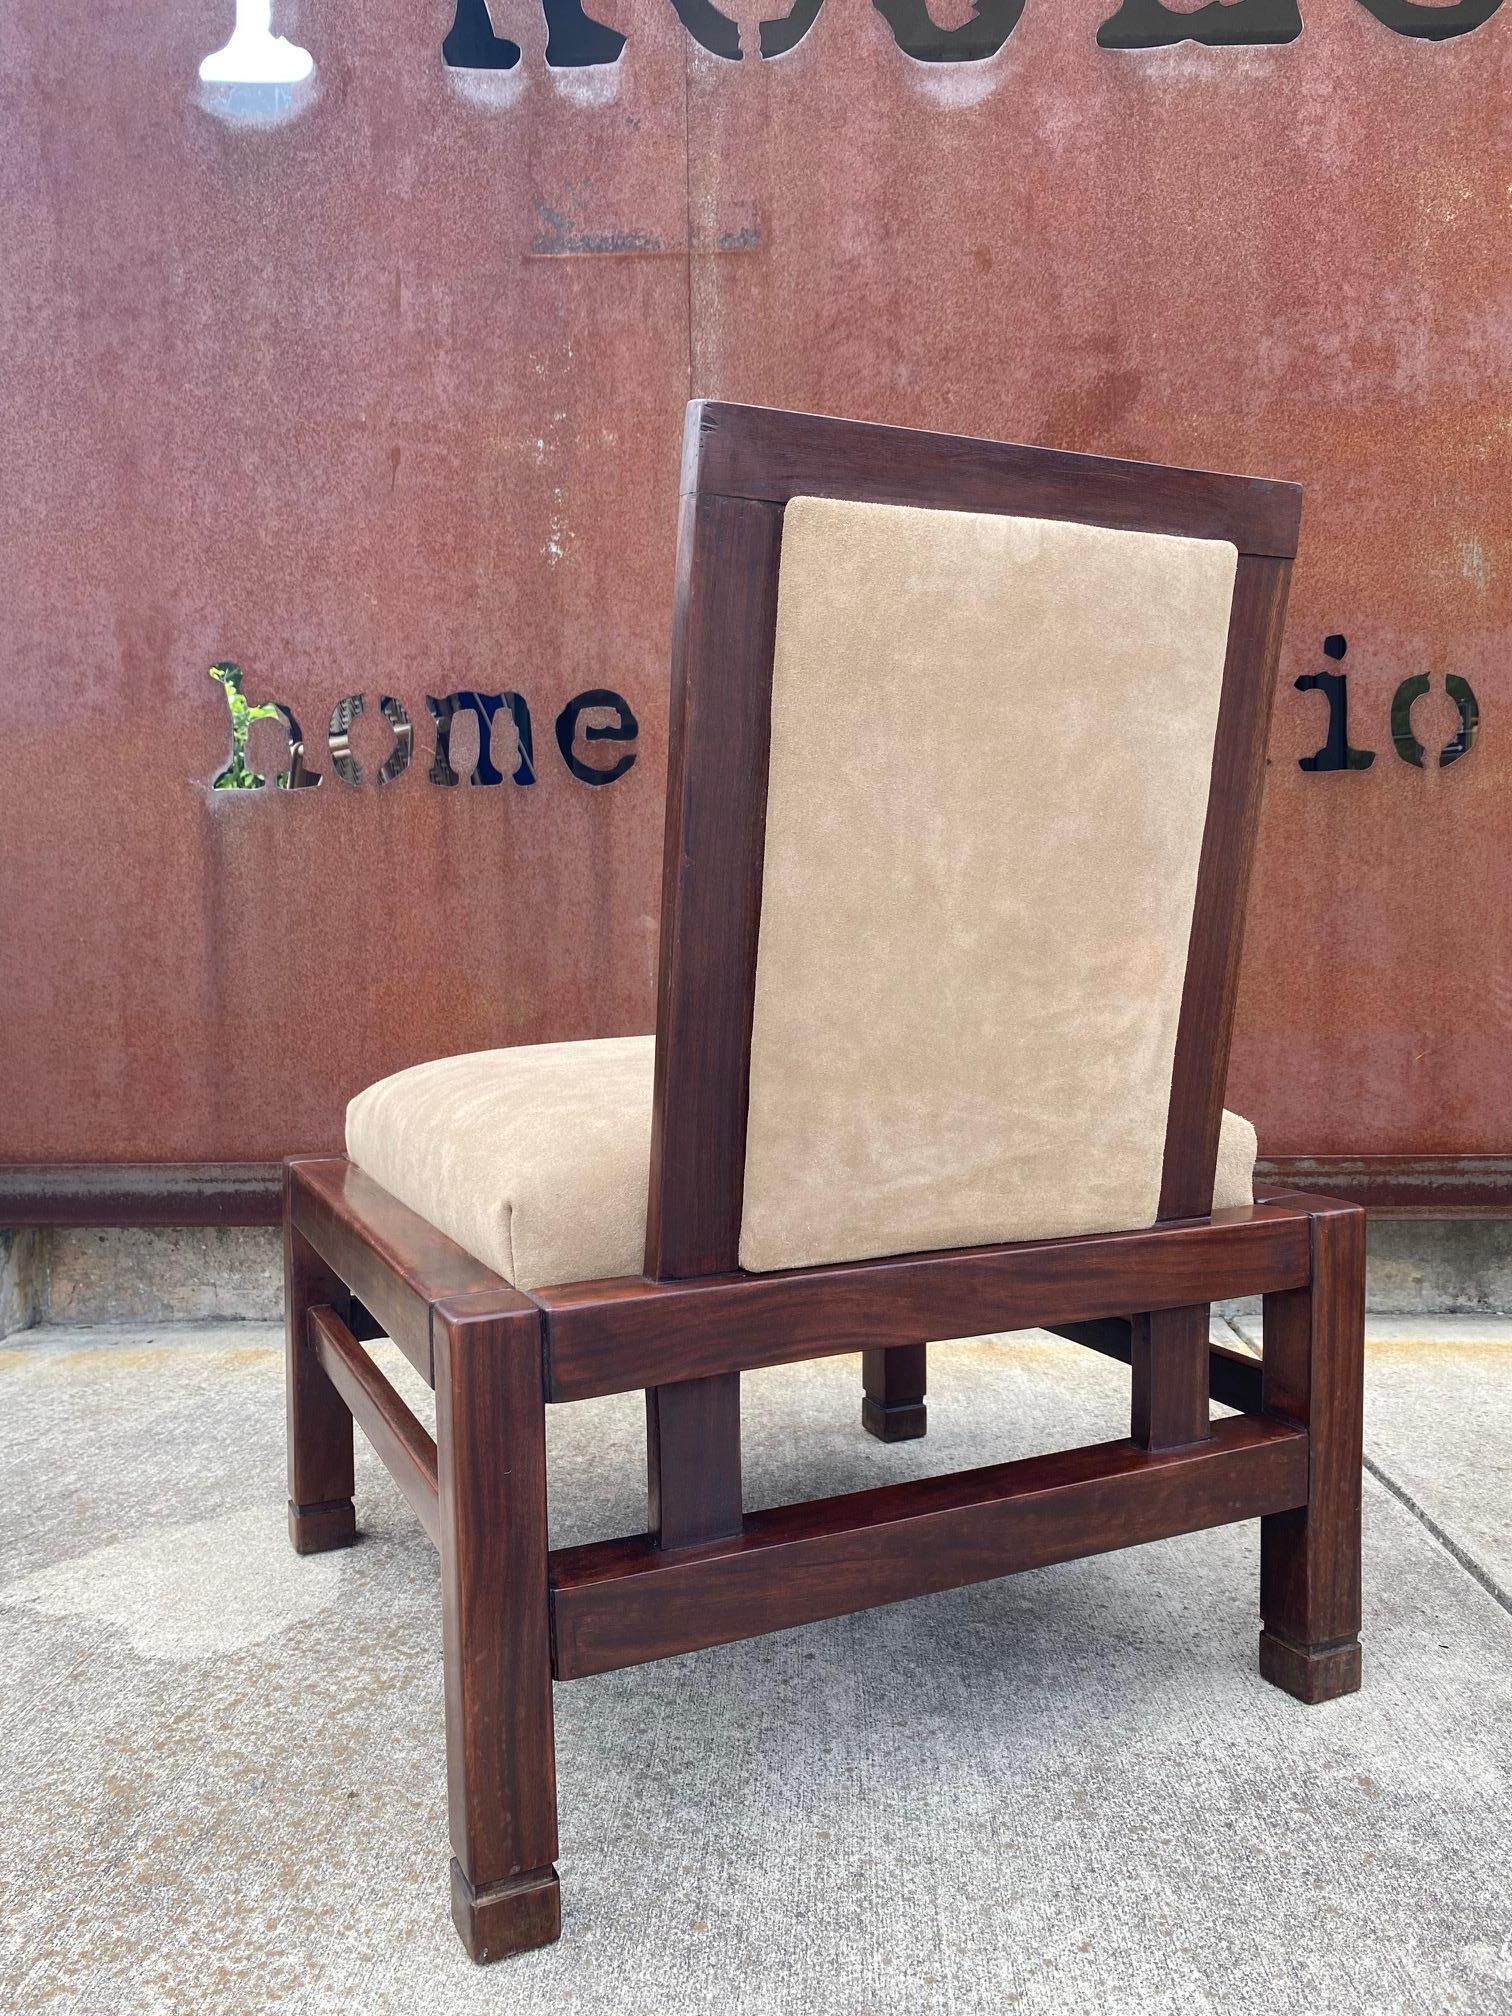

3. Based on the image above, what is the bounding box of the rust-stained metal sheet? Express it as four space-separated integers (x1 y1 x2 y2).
2 0 689 1164
2 0 1508 1175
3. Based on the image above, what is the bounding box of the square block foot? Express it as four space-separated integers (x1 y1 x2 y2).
287 1497 357 1555
1258 1630 1362 1705
861 1398 927 1443
451 1860 561 1963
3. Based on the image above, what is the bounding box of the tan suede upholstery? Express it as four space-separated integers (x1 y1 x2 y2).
346 1034 1258 1291
1214 1109 1257 1219
346 1038 654 1294
738 496 1239 1275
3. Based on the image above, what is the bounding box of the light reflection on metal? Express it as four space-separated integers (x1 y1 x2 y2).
1390 674 1431 769
1389 673 1482 770
1441 675 1480 767
426 690 536 786
274 704 322 789
377 696 414 785
327 694 364 788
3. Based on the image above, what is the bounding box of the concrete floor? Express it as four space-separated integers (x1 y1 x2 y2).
2 1320 1510 2016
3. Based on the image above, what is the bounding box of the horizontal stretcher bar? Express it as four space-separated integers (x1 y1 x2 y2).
309 1303 441 1549
1049 1317 1264 1414
548 1412 1308 1680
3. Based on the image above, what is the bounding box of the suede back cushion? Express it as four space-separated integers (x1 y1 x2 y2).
738 496 1239 1274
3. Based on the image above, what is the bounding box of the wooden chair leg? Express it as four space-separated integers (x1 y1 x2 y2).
862 1342 928 1442
1258 1204 1365 1704
1130 1305 1211 1450
434 1297 561 1963
285 1207 357 1555
647 1373 742 1549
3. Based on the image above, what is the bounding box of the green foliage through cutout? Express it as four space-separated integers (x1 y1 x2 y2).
209 661 280 789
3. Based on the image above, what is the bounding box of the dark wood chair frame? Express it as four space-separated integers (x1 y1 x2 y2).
284 401 1364 1964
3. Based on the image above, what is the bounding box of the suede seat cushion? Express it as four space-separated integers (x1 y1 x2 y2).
740 495 1240 1274
346 1033 1259 1292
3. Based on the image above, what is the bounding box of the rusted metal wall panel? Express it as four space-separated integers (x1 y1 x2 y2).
2 0 689 1163
2 0 1507 1177
684 0 1511 1160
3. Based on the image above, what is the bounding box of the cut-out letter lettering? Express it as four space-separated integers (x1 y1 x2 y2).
328 694 365 788
542 0 627 65
1390 673 1431 768
1296 638 1374 773
273 704 322 789
1440 674 1480 766
1098 0 1302 47
443 0 522 69
1296 673 1376 773
873 0 1027 62
761 0 828 56
667 0 744 58
1352 0 1503 40
427 690 535 786
377 696 414 785
555 688 639 785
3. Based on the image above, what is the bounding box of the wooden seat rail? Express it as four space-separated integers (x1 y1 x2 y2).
533 1203 1309 1403
1051 1316 1264 1416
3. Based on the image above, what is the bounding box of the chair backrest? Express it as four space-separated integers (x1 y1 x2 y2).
645 402 1301 1280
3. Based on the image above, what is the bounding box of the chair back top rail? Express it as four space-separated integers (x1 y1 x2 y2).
683 401 1303 556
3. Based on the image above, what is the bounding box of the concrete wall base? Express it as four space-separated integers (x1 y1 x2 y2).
1 1217 1508 1341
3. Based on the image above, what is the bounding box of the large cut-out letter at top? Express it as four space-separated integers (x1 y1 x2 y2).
1098 0 1302 48
443 0 521 69
200 0 314 82
1352 0 1503 39
444 0 628 66
669 0 835 58
873 0 1027 63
